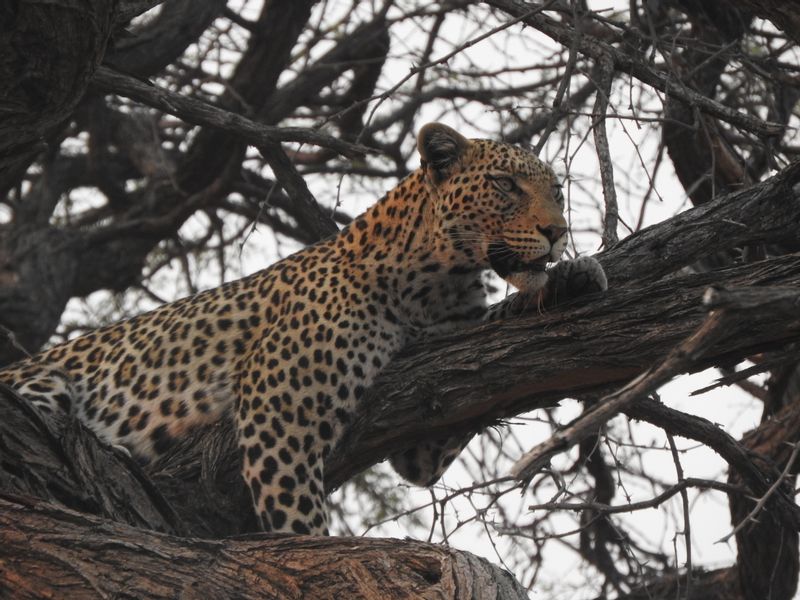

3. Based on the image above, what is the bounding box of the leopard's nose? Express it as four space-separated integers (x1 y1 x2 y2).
537 224 568 244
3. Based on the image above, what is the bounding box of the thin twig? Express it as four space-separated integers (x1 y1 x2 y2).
0 325 31 359
667 433 692 597
624 399 800 532
590 53 619 249
526 477 739 515
358 0 558 138
532 2 582 156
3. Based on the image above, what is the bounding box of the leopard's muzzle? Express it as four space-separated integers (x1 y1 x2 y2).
487 241 549 278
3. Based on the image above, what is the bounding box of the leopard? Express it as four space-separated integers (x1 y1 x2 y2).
0 123 607 535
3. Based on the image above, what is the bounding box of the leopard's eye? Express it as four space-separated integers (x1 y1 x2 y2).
552 182 564 205
488 175 518 194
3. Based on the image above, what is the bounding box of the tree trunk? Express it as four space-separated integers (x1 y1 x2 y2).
0 0 115 196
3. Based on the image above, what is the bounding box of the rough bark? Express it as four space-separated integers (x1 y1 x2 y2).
598 161 800 286
1 257 796 597
2 2 799 596
0 496 527 600
0 383 184 535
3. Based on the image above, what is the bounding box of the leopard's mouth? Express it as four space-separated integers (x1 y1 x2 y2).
487 241 549 278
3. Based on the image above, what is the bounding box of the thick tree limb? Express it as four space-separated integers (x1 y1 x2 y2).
512 284 800 483
2 163 799 538
0 496 527 600
598 161 800 285
0 383 184 535
106 0 226 76
5 179 795 536
334 162 800 484
121 255 800 538
5 257 798 540
336 255 800 487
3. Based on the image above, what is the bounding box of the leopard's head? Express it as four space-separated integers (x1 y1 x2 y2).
418 122 567 293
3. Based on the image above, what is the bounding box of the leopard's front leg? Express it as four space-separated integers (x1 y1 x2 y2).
389 257 607 488
485 255 607 320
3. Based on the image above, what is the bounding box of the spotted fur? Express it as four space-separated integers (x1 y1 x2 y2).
0 124 607 534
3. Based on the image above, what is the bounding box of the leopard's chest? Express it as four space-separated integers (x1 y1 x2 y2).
391 270 488 337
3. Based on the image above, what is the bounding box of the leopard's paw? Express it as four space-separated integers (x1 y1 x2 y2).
547 256 607 305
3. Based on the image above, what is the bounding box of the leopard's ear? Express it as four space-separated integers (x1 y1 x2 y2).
417 123 470 183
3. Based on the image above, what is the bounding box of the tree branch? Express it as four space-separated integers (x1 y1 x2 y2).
722 0 800 42
484 0 784 137
106 0 226 76
598 161 800 285
509 308 729 481
91 67 373 159
256 142 339 241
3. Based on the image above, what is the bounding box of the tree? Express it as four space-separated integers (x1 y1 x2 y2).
1 0 800 598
